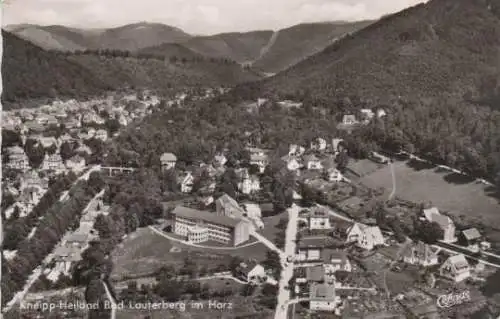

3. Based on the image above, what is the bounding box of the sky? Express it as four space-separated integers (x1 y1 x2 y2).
2 0 427 35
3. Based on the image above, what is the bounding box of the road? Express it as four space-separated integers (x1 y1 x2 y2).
274 204 300 319
319 204 354 223
2 187 105 313
102 280 117 319
434 242 500 268
388 161 396 200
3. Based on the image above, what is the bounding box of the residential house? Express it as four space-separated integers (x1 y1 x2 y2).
277 100 303 108
249 153 269 173
39 136 59 149
23 121 45 133
346 223 385 250
309 283 339 312
296 237 328 262
6 146 30 171
236 261 266 283
66 155 86 173
289 144 305 157
21 171 48 190
65 233 90 250
401 241 439 267
331 139 345 154
459 228 482 251
171 205 250 246
213 153 228 167
160 153 177 170
36 114 58 126
423 207 457 243
18 186 42 212
179 171 194 193
237 171 261 195
52 246 82 277
307 265 326 283
342 114 357 125
94 129 108 141
323 250 352 273
42 153 64 171
243 203 264 229
377 109 387 118
215 194 246 220
310 138 327 151
440 254 470 282
303 154 323 170
82 112 105 125
325 168 343 182
360 109 375 123
307 207 331 230
369 151 390 164
281 155 302 171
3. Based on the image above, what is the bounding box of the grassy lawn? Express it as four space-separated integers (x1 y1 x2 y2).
260 211 288 243
360 160 500 227
111 227 269 280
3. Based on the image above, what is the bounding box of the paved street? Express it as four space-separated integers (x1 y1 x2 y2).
274 204 300 319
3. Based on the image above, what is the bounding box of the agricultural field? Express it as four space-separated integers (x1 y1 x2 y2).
359 160 500 228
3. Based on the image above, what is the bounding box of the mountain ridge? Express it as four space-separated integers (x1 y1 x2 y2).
5 20 374 73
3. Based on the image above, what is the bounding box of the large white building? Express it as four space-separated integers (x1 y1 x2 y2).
172 206 250 246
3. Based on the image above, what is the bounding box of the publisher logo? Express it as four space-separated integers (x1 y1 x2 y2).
437 290 471 308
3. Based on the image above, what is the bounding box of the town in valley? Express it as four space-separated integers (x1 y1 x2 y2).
2 0 500 319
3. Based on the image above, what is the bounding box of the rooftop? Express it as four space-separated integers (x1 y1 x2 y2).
172 205 242 228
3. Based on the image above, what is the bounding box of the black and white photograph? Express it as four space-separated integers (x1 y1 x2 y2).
2 0 500 318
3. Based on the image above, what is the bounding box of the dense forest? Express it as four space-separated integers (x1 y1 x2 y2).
225 0 500 183
2 31 260 107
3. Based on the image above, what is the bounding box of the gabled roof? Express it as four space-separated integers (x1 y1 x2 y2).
237 260 261 276
303 154 320 162
402 241 437 261
306 265 325 282
309 283 335 300
462 228 481 240
216 193 240 208
172 205 241 227
447 254 469 271
423 207 454 230
160 152 177 162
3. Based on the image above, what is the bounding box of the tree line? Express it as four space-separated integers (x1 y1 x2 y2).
1 177 103 307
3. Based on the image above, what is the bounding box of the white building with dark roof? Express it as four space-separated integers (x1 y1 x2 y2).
160 152 177 170
171 206 250 246
346 223 385 251
423 207 456 243
309 283 340 312
440 254 470 282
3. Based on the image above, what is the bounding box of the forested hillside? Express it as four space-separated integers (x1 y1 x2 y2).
6 22 191 51
252 21 373 73
1 31 260 108
228 0 500 182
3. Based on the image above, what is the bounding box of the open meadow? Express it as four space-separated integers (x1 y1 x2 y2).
111 227 270 280
359 160 500 228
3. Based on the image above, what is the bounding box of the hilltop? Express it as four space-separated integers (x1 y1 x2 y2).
228 0 500 182
256 0 500 105
5 22 192 52
1 31 260 108
251 21 373 73
6 21 373 73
